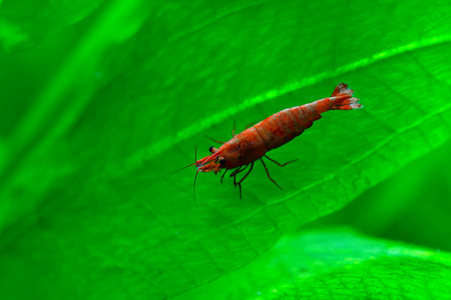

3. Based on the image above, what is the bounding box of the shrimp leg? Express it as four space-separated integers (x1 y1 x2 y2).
264 155 298 167
236 163 254 199
260 158 282 190
220 169 229 183
231 121 255 137
230 165 249 186
205 136 225 144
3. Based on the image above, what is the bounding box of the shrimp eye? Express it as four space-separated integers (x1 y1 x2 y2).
209 146 218 153
219 158 226 165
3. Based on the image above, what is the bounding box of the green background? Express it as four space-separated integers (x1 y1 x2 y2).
1 0 451 299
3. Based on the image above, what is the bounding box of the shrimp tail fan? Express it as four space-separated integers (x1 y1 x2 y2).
330 83 363 110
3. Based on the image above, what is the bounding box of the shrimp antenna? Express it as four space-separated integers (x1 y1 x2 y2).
194 168 200 208
194 145 197 161
173 162 196 174
194 145 198 207
173 145 198 174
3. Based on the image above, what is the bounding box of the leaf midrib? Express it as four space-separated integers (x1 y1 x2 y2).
116 35 451 179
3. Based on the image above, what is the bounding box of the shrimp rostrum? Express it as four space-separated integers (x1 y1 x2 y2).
190 83 363 199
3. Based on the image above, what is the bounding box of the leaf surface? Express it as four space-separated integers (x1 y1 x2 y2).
0 0 451 299
0 0 107 56
176 228 451 300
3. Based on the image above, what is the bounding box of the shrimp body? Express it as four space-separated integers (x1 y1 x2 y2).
194 83 362 197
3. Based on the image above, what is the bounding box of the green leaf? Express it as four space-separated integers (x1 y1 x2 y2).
175 227 451 300
322 139 451 251
0 0 106 56
0 0 450 299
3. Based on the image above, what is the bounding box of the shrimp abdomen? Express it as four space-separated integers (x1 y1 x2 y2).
253 83 362 151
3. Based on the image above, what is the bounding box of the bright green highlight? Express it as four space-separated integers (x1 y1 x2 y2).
0 19 27 53
176 228 451 300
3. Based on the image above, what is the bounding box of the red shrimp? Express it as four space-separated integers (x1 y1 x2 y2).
189 83 362 199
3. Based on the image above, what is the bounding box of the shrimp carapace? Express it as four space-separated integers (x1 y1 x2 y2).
191 83 363 199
